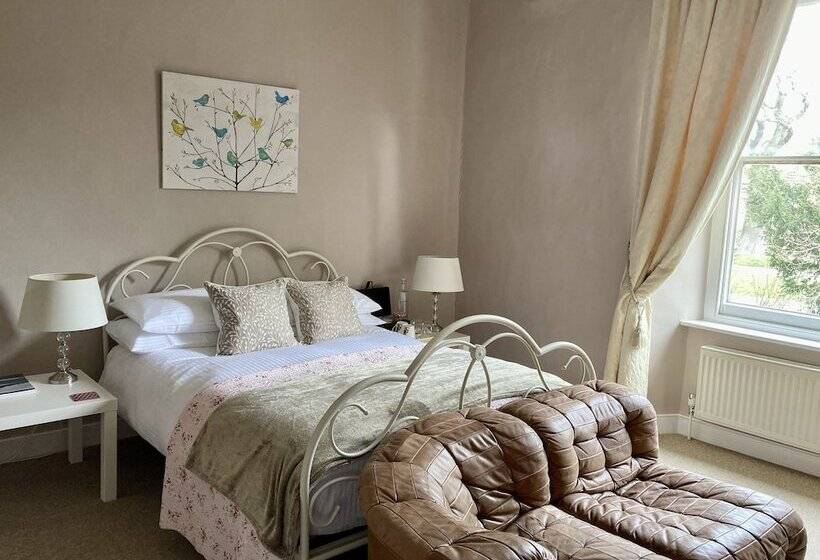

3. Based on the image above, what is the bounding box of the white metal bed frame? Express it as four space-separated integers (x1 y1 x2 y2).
102 227 596 560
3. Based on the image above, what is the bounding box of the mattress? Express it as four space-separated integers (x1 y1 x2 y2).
100 327 423 536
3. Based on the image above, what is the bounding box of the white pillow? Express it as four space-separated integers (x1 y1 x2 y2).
359 313 387 326
106 318 217 354
109 288 217 334
351 289 382 315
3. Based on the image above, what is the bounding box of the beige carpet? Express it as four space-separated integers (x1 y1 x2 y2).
0 435 815 559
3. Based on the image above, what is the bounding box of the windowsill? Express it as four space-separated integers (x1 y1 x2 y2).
681 319 820 352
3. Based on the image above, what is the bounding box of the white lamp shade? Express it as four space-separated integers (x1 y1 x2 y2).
18 273 108 333
412 256 464 293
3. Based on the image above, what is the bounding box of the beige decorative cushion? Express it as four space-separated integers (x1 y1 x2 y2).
286 277 364 344
204 280 297 356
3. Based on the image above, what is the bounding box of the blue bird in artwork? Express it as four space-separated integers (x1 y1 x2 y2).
211 126 228 140
192 157 206 168
274 91 289 104
193 94 210 106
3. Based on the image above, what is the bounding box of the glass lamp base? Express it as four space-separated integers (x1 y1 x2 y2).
50 332 77 384
430 292 442 333
49 370 78 385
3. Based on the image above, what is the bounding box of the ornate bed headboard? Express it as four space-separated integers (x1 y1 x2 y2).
103 227 339 355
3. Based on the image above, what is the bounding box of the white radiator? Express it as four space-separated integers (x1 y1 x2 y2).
695 346 820 453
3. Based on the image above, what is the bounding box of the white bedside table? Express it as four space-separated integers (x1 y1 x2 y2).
416 331 471 344
0 370 117 502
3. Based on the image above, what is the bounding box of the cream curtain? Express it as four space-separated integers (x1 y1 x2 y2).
604 0 797 393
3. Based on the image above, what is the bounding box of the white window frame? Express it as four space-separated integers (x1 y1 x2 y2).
705 156 820 342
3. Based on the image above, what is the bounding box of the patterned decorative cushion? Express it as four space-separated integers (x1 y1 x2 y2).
286 277 364 344
204 280 297 356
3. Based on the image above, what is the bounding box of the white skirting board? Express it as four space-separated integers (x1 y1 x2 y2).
0 418 136 465
657 413 820 477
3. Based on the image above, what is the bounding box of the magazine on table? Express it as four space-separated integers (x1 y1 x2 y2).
0 375 36 397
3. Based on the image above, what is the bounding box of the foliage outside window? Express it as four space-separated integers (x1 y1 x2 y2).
713 2 820 338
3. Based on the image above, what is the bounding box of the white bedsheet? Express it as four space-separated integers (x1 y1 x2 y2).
100 326 422 454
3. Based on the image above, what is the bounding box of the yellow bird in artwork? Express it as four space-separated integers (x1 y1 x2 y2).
249 116 263 131
171 118 192 136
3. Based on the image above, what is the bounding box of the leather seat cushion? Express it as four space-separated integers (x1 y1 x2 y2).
507 504 668 560
559 464 807 560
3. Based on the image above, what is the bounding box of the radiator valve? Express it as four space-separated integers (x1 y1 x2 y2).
687 393 696 440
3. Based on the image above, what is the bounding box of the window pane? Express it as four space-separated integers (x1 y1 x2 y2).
727 164 819 316
744 2 820 157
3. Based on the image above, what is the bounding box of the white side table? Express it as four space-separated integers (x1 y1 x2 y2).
0 370 118 502
416 331 471 345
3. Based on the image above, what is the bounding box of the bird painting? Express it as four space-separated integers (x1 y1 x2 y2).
171 119 192 136
163 72 298 193
249 116 263 131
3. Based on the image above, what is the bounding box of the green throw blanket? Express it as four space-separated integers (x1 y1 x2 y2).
184 348 565 558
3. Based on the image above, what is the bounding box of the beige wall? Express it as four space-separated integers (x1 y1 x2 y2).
456 0 652 378
456 0 818 415
0 0 468 379
5 0 804 420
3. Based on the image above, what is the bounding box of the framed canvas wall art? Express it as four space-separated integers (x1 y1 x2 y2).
162 71 299 193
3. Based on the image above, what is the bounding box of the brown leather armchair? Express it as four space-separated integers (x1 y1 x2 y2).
360 381 806 560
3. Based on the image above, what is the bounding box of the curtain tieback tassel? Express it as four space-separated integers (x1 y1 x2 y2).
624 269 644 346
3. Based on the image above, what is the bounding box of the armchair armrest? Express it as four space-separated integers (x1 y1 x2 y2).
365 499 553 560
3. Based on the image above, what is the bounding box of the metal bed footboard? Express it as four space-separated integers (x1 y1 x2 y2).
101 228 596 560
298 314 596 560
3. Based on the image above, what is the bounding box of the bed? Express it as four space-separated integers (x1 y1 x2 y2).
98 227 595 560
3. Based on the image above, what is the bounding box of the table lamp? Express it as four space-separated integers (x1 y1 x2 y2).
412 256 463 331
18 273 108 384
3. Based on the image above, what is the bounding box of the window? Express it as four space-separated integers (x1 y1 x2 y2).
706 1 820 340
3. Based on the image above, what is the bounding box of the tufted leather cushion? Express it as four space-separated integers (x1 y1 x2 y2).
364 500 554 560
360 408 551 530
360 408 555 560
561 464 807 560
500 381 658 500
507 504 666 560
361 382 806 560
